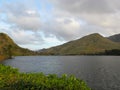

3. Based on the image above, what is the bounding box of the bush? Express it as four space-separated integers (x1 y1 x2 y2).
0 64 91 90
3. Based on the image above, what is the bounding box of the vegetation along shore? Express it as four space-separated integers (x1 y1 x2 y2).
0 64 91 90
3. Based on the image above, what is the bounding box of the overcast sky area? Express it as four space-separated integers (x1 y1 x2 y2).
0 0 120 50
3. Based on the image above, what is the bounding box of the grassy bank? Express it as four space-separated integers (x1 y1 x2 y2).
0 64 91 90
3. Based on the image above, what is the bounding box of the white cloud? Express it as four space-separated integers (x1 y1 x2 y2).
7 13 41 30
50 0 120 37
8 29 44 45
42 17 81 41
2 1 41 30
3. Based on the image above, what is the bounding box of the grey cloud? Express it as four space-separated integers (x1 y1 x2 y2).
42 14 120 41
9 29 44 45
79 0 113 13
42 17 82 41
2 1 41 30
42 13 120 41
50 0 120 37
52 0 119 14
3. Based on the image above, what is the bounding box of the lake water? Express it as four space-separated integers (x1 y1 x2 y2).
1 56 120 90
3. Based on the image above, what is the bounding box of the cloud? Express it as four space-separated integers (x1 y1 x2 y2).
2 29 44 45
52 0 120 14
50 0 120 37
42 17 81 41
2 1 41 30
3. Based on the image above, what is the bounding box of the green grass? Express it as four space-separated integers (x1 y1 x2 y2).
0 64 91 90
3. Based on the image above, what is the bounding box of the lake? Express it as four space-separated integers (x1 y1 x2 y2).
1 56 120 90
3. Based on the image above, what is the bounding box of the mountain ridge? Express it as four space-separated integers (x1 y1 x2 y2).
0 33 34 60
108 33 120 42
39 33 120 55
0 32 120 57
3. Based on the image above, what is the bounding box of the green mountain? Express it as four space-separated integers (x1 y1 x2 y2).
0 33 33 59
1 32 120 57
108 34 120 42
40 33 120 55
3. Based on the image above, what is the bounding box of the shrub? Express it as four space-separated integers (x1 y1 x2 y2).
0 64 91 90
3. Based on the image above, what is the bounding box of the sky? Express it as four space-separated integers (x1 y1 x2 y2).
0 0 120 50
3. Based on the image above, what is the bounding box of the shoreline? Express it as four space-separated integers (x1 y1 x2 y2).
0 55 6 62
0 55 12 62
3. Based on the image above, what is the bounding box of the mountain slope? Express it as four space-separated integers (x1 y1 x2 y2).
0 33 33 58
41 33 120 55
108 34 120 42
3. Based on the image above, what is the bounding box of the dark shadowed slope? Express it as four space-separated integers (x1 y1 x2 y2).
108 33 120 42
